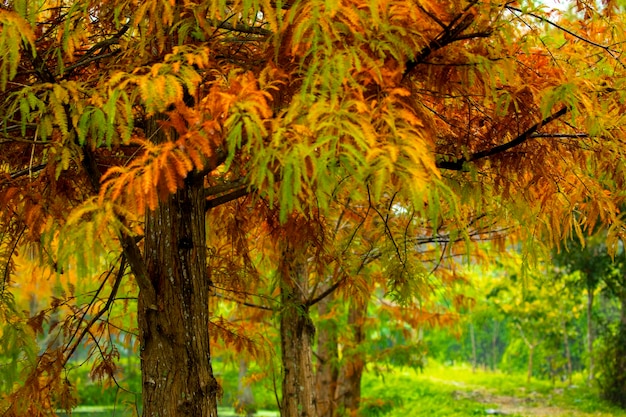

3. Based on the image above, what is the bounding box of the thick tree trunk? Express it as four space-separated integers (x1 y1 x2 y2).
315 291 338 417
139 173 219 417
336 301 367 416
279 245 317 417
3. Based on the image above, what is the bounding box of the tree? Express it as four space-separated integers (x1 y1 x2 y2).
554 232 619 384
493 255 580 382
555 231 626 405
3 0 626 416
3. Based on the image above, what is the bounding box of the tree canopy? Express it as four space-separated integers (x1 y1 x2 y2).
2 0 626 416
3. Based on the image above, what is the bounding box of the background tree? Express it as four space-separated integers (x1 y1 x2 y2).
555 231 626 406
554 232 618 383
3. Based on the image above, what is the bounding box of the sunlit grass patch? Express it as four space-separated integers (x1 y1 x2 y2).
360 362 626 417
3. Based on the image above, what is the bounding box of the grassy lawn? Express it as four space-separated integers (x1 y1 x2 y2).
67 360 626 416
360 362 626 417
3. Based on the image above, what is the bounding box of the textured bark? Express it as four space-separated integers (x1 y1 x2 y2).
336 301 367 416
139 172 219 417
315 292 338 417
279 245 317 417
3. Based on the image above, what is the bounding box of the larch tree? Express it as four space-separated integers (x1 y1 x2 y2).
3 0 626 416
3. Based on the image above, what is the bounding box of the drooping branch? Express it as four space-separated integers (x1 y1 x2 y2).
306 248 381 308
436 106 569 171
80 145 157 306
61 255 126 369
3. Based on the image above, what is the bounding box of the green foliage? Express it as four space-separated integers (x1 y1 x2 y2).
213 361 279 411
5 0 626 414
361 362 626 417
0 10 35 90
0 298 37 395
69 355 142 409
361 366 505 417
596 322 626 409
43 199 134 277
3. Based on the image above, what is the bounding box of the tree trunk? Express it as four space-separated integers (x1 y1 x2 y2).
336 300 367 416
527 344 534 383
315 291 338 417
238 359 256 416
586 286 594 382
562 318 573 385
469 321 477 373
491 320 500 371
515 323 537 384
598 293 626 408
139 172 219 417
279 244 317 417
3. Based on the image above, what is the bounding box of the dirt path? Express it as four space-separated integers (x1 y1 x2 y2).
452 387 591 416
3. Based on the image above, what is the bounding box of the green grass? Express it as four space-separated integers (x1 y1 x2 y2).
360 362 626 417
69 357 626 416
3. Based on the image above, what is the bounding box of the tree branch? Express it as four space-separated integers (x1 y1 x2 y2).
80 145 157 306
63 49 121 75
205 178 247 198
23 41 56 83
206 186 250 210
63 23 130 77
208 18 272 37
506 5 625 68
436 106 569 171
9 163 47 179
61 255 126 369
404 11 482 78
213 291 273 311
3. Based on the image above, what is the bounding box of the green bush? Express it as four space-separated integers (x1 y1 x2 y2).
596 323 626 409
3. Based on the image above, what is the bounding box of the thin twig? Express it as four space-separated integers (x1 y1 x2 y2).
61 256 127 369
